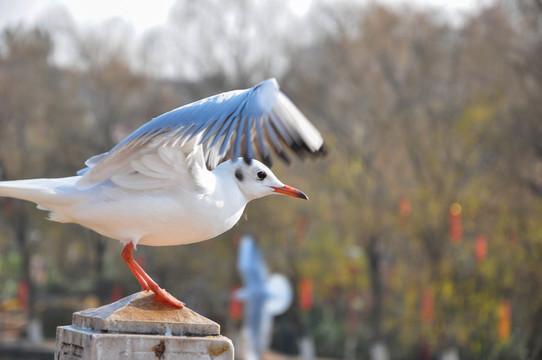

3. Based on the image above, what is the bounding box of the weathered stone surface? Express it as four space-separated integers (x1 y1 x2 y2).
72 291 220 336
55 292 233 360
55 326 233 360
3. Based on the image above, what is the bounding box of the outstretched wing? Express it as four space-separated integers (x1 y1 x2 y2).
77 78 325 189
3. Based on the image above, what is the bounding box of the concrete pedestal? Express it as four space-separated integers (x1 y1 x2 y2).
55 291 234 360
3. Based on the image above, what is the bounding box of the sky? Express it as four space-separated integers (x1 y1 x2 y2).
0 0 491 80
0 0 175 33
0 0 488 34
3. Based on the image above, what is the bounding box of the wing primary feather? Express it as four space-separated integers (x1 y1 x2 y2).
173 123 192 138
203 111 238 149
185 118 215 143
272 109 306 147
219 115 241 156
209 113 236 148
254 117 271 166
199 119 221 144
123 126 173 151
263 115 291 164
233 116 247 161
122 133 149 149
126 135 151 151
270 121 296 163
269 110 310 159
243 117 254 164
269 111 295 147
139 128 173 148
169 124 194 146
276 92 325 154
181 121 207 143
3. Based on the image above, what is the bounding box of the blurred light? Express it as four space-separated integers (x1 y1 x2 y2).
347 245 363 260
441 281 454 300
449 202 462 216
82 295 101 309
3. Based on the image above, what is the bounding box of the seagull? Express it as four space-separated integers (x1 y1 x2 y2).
234 235 293 360
0 78 324 308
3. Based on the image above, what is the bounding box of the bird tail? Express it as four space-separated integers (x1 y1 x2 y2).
0 177 80 207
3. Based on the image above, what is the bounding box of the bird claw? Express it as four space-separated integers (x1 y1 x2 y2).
122 242 184 308
139 273 184 308
150 289 185 308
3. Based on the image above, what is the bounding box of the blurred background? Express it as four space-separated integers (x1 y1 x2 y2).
0 0 541 359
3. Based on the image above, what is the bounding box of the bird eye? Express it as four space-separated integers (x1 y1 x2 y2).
257 171 267 180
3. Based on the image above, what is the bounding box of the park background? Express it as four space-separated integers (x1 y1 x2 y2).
0 0 541 359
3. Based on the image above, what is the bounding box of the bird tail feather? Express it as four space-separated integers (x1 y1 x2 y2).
0 177 79 207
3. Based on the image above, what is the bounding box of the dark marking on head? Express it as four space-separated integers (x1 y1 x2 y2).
235 168 244 181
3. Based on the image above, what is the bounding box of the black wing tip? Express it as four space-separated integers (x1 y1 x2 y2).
243 156 253 165
238 155 273 167
236 141 325 167
294 141 327 159
263 155 272 167
316 143 327 157
278 150 292 165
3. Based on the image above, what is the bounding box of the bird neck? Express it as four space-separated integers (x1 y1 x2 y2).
212 162 249 205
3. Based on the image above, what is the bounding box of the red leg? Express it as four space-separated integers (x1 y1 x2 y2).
121 242 184 308
122 243 150 291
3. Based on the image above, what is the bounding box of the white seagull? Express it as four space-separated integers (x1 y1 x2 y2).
0 78 324 308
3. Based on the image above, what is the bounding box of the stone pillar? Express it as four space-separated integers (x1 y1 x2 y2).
55 291 234 360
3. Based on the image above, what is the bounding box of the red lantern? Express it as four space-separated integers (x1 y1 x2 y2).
422 288 434 323
2 198 12 214
398 197 411 226
110 283 123 303
299 278 313 312
498 300 511 340
475 234 488 263
448 203 463 243
229 286 243 321
296 216 308 244
18 281 29 312
508 233 518 245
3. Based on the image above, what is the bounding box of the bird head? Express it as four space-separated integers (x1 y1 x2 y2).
230 159 308 201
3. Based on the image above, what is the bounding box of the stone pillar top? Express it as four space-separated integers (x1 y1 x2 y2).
72 291 220 337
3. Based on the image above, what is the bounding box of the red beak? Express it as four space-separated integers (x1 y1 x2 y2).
271 185 308 200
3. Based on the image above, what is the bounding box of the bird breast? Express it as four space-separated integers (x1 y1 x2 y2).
135 193 247 246
65 183 248 247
